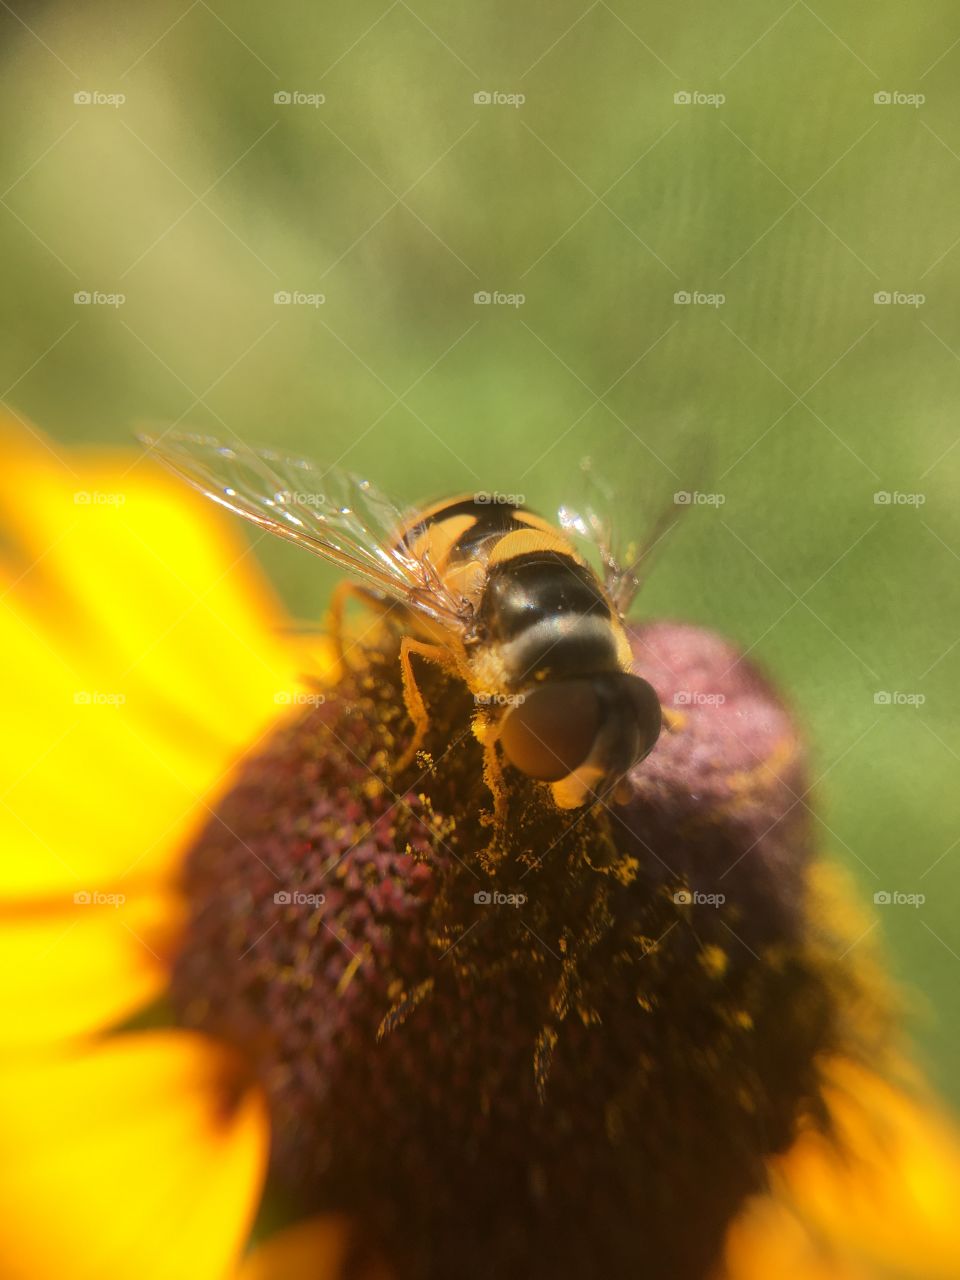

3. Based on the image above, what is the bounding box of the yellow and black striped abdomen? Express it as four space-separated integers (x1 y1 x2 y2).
476 549 625 687
399 495 630 687
399 495 563 569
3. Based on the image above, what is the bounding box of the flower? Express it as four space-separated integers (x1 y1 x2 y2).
0 417 338 1278
2 416 959 1279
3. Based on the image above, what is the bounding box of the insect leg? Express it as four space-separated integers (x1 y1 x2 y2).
328 581 396 673
482 731 510 833
470 711 510 836
395 637 459 772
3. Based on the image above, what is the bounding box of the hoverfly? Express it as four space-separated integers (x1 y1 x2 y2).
141 432 663 812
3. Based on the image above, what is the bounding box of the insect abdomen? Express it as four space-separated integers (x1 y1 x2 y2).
477 552 621 685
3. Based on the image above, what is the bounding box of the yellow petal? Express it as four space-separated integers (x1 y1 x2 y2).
720 1195 867 1280
773 1059 960 1279
722 1058 960 1279
0 1030 267 1280
237 1218 354 1280
0 887 181 1049
0 418 330 899
237 1217 394 1280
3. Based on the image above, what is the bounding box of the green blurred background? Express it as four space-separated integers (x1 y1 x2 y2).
1 1 958 1108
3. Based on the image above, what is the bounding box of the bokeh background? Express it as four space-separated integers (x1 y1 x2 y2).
1 0 958 1108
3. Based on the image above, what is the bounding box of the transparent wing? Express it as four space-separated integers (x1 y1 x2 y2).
558 439 712 618
557 460 619 582
558 502 670 619
139 430 466 626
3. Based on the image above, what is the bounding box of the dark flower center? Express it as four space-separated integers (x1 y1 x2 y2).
171 622 881 1280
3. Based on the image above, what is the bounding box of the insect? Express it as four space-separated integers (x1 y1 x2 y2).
140 432 663 813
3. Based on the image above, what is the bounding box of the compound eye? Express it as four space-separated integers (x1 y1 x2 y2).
499 680 600 782
623 675 662 764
